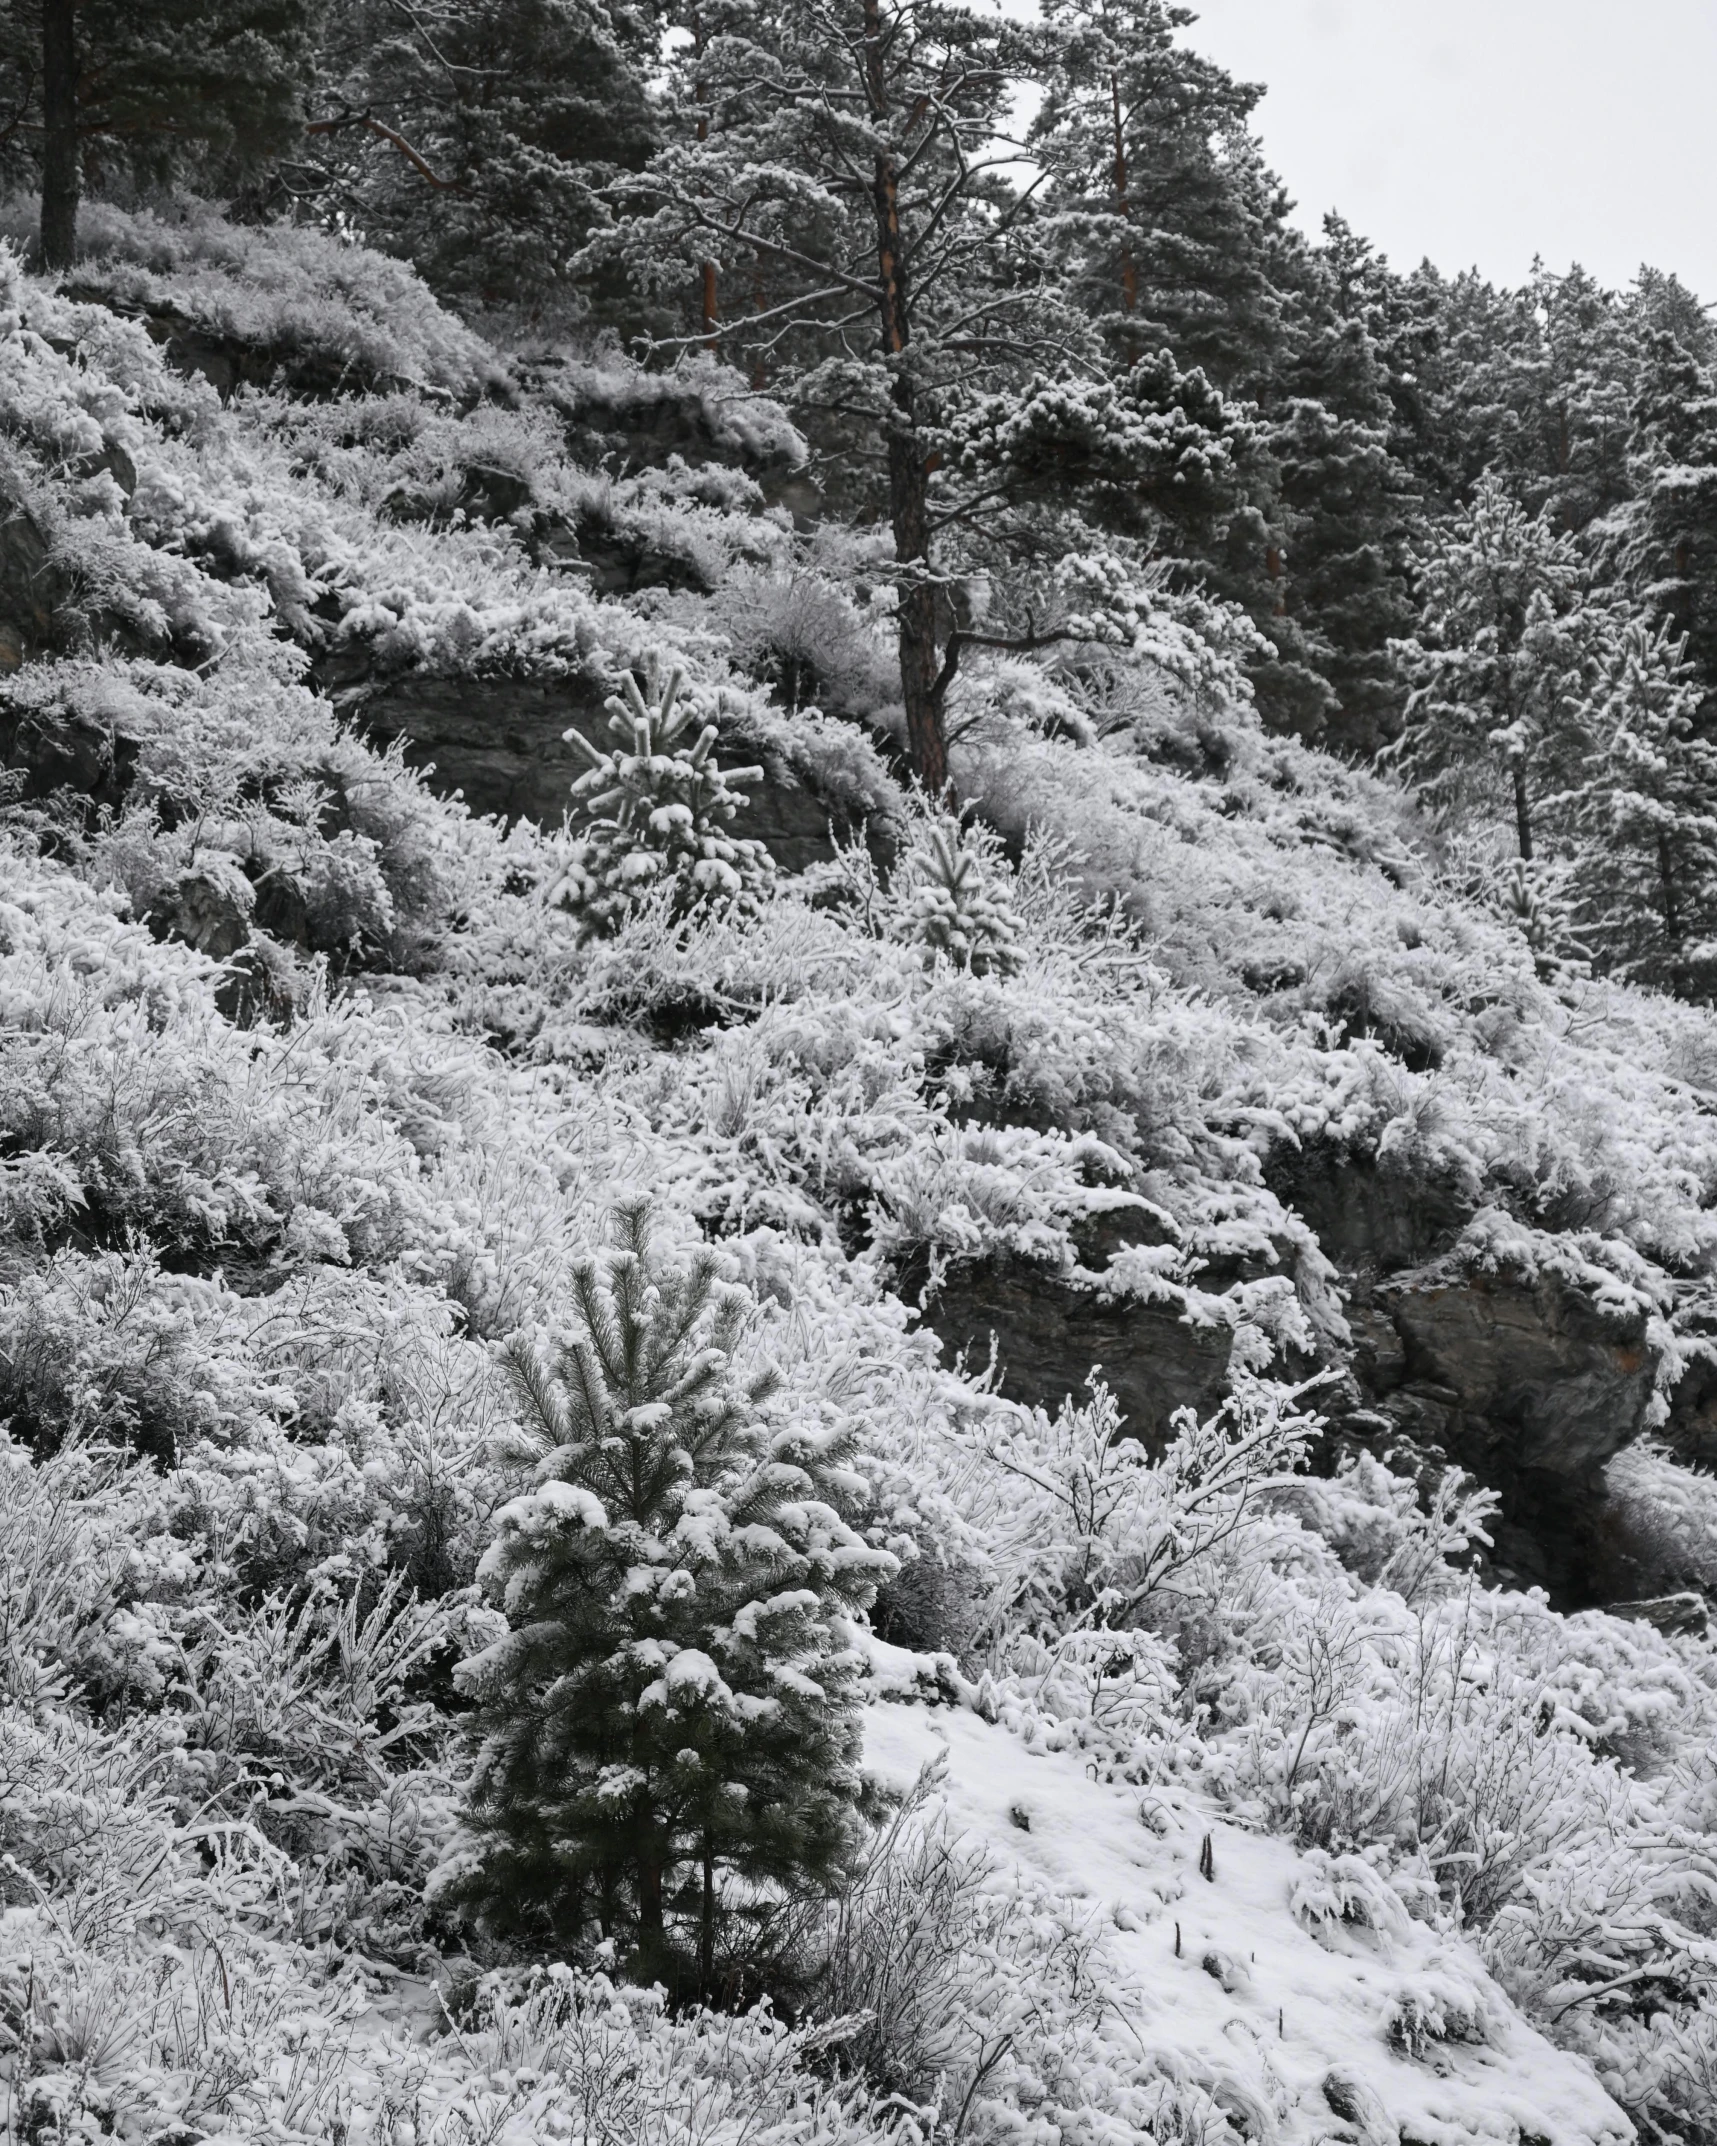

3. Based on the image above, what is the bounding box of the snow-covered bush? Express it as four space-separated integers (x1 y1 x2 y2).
2 195 502 397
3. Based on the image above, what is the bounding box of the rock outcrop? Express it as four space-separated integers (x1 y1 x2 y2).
1336 1249 1664 1604
336 664 883 871
921 1255 1234 1447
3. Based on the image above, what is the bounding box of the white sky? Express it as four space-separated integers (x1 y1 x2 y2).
1180 0 1717 300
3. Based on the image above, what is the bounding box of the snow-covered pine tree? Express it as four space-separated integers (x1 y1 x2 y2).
1030 0 1286 391
1260 249 1422 755
442 1202 893 1994
1553 617 1717 995
1620 329 1717 731
1388 473 1609 862
554 660 776 933
1490 856 1590 986
593 0 1086 791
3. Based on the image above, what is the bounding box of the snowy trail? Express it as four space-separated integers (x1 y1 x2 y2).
864 1696 1631 2146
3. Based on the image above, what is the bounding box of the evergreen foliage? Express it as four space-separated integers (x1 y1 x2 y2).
889 815 1025 978
1489 856 1591 987
556 662 776 935
1032 0 1286 391
0 0 318 263
305 0 659 315
1388 474 1609 862
1559 618 1717 994
1620 330 1717 729
596 0 1085 790
443 1202 891 1990
8 9 1717 2134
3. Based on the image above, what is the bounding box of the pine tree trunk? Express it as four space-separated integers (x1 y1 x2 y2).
1657 830 1686 993
636 1845 668 1987
700 260 719 346
40 0 79 272
1512 762 1534 863
693 14 718 347
863 0 945 794
1111 71 1137 320
698 1834 716 2002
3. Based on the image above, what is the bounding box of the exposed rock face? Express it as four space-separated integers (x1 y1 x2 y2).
916 1158 1667 1606
922 1255 1233 1447
1269 1147 1669 1607
337 665 876 871
1379 1262 1657 1481
1266 1144 1470 1280
0 499 78 670
0 676 136 803
1664 1347 1717 1470
1347 1257 1661 1603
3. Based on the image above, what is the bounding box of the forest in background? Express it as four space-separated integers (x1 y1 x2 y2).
9 0 1717 956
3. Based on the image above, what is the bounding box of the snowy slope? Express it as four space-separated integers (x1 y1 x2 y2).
863 1690 1631 2146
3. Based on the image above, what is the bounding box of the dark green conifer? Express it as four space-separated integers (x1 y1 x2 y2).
440 1204 892 1995
309 0 659 315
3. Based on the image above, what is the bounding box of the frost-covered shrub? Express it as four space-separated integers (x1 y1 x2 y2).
816 1790 1105 2108
1602 1441 1717 1592
0 1250 281 1463
2 195 502 398
7 654 463 974
706 568 901 721
552 662 777 935
533 350 808 475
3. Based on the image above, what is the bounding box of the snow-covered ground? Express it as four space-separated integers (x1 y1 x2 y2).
864 1691 1630 2146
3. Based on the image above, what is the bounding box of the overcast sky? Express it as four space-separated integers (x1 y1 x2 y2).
1180 0 1717 300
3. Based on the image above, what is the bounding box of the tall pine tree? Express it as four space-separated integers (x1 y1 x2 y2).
1388 473 1609 862
596 0 1092 790
1557 617 1717 995
1031 0 1285 392
1619 330 1717 733
305 0 659 316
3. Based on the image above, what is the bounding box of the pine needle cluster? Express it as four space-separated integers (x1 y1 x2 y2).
556 662 776 935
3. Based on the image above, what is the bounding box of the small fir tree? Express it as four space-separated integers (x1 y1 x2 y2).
888 815 1024 978
555 661 776 933
441 1202 893 1994
1490 856 1590 987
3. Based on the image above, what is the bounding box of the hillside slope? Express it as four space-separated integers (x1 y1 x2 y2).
0 215 1715 2142
865 1681 1630 2146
